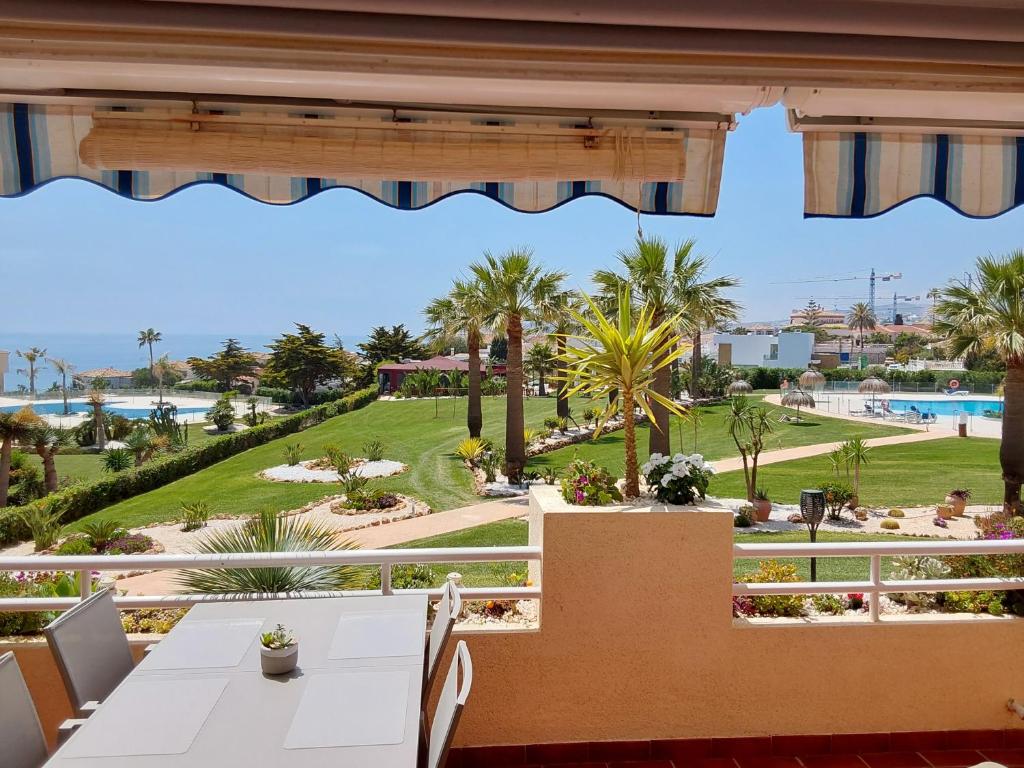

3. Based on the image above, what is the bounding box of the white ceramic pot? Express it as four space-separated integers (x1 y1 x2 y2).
260 644 298 675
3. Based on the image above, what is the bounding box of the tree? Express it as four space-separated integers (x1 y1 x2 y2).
933 250 1024 513
29 423 71 492
526 342 555 397
487 337 508 362
0 407 36 506
47 357 73 416
843 437 871 500
557 289 687 497
846 302 877 349
265 324 355 407
357 325 428 365
423 279 488 438
153 354 176 405
187 339 259 391
87 382 108 450
725 396 775 502
544 291 584 419
471 248 565 482
16 347 46 397
137 328 162 377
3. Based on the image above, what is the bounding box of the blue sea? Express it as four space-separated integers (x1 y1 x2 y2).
0 332 364 392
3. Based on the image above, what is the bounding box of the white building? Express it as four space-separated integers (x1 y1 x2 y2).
712 332 814 369
0 350 8 392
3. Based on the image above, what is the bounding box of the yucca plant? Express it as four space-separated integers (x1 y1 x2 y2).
175 509 362 594
283 442 304 466
322 443 352 474
523 427 539 445
843 437 871 497
102 447 134 473
180 500 211 532
15 499 64 552
362 440 385 462
81 518 125 550
556 289 687 497
454 437 486 465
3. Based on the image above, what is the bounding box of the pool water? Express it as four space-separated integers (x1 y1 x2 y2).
888 398 1003 416
0 401 208 419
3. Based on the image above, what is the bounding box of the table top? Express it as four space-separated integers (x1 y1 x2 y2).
45 594 428 768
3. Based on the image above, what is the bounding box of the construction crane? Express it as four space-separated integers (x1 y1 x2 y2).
770 268 902 317
890 294 921 324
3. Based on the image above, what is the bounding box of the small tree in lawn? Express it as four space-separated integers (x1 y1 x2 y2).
725 396 774 502
843 437 871 500
265 324 355 407
29 423 72 492
556 289 687 498
87 382 108 450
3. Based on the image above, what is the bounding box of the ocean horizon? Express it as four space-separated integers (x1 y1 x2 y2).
0 332 365 392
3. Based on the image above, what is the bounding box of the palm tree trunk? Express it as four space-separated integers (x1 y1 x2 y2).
623 390 640 497
649 362 671 456
61 374 69 415
94 405 106 450
0 437 11 506
555 336 569 419
1002 363 1024 514
148 343 155 378
38 448 58 492
504 318 526 482
467 328 483 438
691 329 703 399
537 369 546 397
748 454 758 502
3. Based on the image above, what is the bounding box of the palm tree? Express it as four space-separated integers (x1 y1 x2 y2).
29 423 71 492
0 407 36 506
847 302 877 349
680 258 741 401
843 437 871 499
470 249 566 481
153 354 174 406
927 288 941 315
423 278 488 438
16 347 46 397
933 250 1024 513
47 357 74 415
526 342 555 397
137 328 163 379
557 289 687 497
87 383 107 450
544 291 584 419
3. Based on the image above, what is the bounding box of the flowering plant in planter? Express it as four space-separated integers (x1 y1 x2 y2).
641 453 715 506
559 458 623 506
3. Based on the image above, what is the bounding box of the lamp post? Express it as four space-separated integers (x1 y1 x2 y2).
800 489 826 581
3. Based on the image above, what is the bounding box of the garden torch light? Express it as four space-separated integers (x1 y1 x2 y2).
800 489 826 581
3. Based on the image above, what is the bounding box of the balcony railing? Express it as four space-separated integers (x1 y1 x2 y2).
733 539 1024 621
0 547 542 613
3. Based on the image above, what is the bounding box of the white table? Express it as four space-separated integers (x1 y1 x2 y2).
44 595 428 768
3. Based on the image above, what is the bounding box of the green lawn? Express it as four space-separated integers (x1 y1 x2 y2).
709 436 1002 506
530 396 911 475
71 396 587 530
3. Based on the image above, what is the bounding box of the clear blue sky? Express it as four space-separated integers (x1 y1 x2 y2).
1 105 1021 338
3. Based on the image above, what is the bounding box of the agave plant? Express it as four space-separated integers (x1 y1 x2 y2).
454 437 486 465
102 447 134 473
175 509 362 594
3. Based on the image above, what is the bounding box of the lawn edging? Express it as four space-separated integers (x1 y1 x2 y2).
0 385 379 545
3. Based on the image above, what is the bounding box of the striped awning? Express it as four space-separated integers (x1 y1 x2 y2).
803 131 1024 219
0 103 728 216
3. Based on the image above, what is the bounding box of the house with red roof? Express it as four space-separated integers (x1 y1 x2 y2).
377 356 506 394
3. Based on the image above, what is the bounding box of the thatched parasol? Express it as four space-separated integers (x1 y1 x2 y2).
781 389 816 414
727 379 753 396
858 376 891 409
798 369 826 392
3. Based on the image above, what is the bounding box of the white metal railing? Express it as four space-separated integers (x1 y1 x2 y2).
0 547 541 612
734 539 1024 621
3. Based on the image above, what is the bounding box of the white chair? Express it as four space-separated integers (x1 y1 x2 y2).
0 651 49 768
43 588 135 718
424 640 473 768
424 580 461 694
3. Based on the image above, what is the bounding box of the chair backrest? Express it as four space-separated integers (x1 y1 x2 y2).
0 652 49 768
43 588 135 716
424 580 461 692
427 640 473 768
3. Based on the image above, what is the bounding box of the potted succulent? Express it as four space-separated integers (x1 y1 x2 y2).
260 624 298 675
945 488 971 516
752 488 772 522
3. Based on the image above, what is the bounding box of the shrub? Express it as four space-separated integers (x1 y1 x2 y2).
523 428 539 445
888 508 905 518
363 440 385 462
641 452 714 506
14 500 64 552
454 437 486 465
560 458 622 506
846 593 865 610
540 466 558 486
105 533 154 554
0 573 53 635
555 417 569 433
479 449 505 483
811 593 846 615
55 535 95 555
743 560 805 617
340 473 369 496
941 590 1001 614
180 501 211 532
0 385 379 546
323 444 353 474
880 519 901 530
109 415 134 441
890 555 949 609
734 507 754 528
174 379 223 393
82 518 126 550
341 489 401 512
206 395 237 431
102 448 134 473
582 407 598 426
121 608 188 634
366 564 436 591
819 481 854 520
283 442 304 466
543 416 560 430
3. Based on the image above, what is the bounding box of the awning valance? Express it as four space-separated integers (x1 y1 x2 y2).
0 103 728 215
803 131 1023 219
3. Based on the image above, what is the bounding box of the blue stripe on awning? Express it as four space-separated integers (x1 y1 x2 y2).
12 103 33 190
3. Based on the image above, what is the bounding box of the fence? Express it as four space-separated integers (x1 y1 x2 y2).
733 538 1024 622
0 389 273 407
0 546 542 613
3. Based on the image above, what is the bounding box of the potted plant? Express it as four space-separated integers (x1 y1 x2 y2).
752 487 772 522
945 488 971 516
260 624 298 675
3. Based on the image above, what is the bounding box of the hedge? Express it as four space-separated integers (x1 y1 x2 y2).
0 385 379 546
743 366 1004 391
255 386 352 406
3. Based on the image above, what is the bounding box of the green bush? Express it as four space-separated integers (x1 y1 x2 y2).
55 534 95 555
811 593 846 615
180 501 211 532
0 385 379 545
283 442 304 466
207 395 237 431
0 574 53 636
819 480 854 520
102 448 134 473
743 560 805 617
363 440 386 462
366 564 436 591
560 458 622 506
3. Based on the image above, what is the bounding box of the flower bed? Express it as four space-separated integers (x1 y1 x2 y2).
260 458 407 483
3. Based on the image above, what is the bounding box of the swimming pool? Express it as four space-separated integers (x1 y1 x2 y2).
888 398 1003 416
0 401 208 419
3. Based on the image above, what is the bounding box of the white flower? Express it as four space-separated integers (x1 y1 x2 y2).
705 464 717 475
672 453 685 463
640 462 652 475
661 474 673 487
671 463 690 477
649 452 663 462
